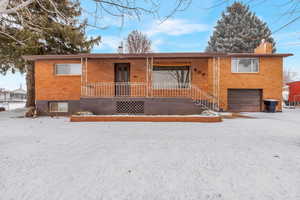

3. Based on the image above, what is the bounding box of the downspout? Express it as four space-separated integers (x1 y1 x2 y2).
217 56 221 111
212 57 216 109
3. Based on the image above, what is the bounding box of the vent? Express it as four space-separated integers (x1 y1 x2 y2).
116 101 144 114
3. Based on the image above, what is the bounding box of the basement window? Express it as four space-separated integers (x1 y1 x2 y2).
232 58 259 73
55 63 82 75
152 66 191 88
49 102 68 113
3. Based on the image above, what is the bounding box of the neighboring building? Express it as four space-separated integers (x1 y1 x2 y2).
282 85 289 102
0 85 26 102
23 41 292 116
0 86 26 111
0 88 11 101
287 81 300 103
11 85 27 101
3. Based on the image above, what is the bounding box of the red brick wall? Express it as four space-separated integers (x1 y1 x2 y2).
217 57 283 111
35 56 284 111
35 59 82 100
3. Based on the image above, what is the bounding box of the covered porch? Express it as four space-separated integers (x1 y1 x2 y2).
79 54 221 114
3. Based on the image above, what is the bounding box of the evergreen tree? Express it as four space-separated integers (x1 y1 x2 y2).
206 2 276 53
0 0 100 107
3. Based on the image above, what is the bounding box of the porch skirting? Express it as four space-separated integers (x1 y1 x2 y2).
36 98 204 116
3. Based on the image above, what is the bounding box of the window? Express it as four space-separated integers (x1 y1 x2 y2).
49 102 68 112
55 63 82 75
232 58 259 73
152 66 190 88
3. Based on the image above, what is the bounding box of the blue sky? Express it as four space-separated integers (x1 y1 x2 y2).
1 0 300 90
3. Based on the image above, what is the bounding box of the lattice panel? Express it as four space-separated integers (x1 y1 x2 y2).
116 101 145 114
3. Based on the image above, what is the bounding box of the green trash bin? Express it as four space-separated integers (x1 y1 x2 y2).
264 99 279 113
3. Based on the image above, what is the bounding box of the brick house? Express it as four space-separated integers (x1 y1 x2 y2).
23 41 292 115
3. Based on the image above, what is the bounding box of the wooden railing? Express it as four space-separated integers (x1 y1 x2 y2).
82 82 219 111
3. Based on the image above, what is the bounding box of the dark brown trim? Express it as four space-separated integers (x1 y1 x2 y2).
23 52 293 61
228 53 293 57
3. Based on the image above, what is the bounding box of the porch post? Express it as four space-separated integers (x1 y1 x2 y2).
85 57 88 84
146 57 149 97
212 56 221 111
150 56 153 97
81 57 83 96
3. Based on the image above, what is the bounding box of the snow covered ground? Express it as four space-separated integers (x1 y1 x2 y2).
0 109 300 200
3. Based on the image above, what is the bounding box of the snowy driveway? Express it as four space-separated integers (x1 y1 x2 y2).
0 110 300 200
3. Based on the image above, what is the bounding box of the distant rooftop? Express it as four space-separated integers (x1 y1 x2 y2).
0 85 26 94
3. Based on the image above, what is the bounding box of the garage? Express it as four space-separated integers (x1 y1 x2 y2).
228 89 262 112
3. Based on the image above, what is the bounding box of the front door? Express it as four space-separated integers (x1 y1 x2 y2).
115 63 130 96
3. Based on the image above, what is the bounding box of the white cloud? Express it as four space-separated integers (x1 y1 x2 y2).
145 19 209 36
151 38 164 52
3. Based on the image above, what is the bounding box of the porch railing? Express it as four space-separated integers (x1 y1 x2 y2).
82 82 219 111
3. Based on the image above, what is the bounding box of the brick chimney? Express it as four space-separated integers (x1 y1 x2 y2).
254 39 273 54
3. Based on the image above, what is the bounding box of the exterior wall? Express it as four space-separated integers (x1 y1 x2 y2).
36 100 81 116
35 59 82 101
35 58 209 115
287 81 300 102
35 58 210 98
218 57 283 111
85 58 209 90
86 59 147 83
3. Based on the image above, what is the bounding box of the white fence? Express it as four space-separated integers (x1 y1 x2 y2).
0 102 25 110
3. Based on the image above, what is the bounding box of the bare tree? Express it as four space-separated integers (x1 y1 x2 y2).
283 68 298 85
0 0 192 44
169 69 190 88
125 30 151 53
0 0 191 108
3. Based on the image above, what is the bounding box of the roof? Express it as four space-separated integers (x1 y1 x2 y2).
12 88 26 94
287 81 300 85
0 88 10 93
22 52 293 61
227 53 293 57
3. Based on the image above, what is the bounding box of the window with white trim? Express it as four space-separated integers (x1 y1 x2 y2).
49 102 68 112
55 63 82 75
232 58 259 73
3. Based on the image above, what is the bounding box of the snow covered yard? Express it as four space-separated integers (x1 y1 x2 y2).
0 109 300 200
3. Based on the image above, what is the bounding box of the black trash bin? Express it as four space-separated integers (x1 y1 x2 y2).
264 99 279 113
